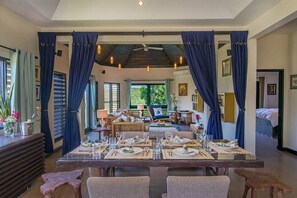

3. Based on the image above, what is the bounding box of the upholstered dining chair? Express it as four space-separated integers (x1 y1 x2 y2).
162 176 230 198
122 131 149 140
87 176 150 198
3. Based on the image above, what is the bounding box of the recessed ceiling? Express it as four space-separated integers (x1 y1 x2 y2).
96 44 187 68
0 0 282 27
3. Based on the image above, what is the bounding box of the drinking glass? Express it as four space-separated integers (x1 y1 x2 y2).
109 137 117 149
116 132 122 141
206 134 213 152
165 131 173 150
101 136 109 145
92 144 100 157
153 141 161 155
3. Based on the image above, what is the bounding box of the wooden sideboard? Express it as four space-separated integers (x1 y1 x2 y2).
0 133 44 198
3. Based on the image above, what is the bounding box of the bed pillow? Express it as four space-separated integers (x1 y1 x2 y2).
153 108 163 116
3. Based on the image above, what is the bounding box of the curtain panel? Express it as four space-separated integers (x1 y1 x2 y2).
90 75 97 129
38 32 56 153
165 79 171 111
126 80 131 109
230 31 248 148
181 31 223 139
63 32 98 154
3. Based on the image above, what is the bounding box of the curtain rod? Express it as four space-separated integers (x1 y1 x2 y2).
0 44 38 59
55 30 240 37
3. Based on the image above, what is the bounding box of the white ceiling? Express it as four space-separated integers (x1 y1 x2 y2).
0 0 282 27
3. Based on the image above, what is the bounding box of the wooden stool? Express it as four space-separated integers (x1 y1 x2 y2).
235 169 292 198
40 169 83 198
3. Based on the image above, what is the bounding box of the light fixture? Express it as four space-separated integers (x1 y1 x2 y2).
97 45 101 55
174 62 177 70
179 56 183 64
118 63 122 70
138 0 143 6
147 65 150 72
110 56 114 64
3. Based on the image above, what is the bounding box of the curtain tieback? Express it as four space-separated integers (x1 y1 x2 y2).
239 108 246 112
43 109 48 112
209 109 215 112
70 111 78 113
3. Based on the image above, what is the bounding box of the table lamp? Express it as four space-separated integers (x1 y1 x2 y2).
137 104 144 117
97 109 108 127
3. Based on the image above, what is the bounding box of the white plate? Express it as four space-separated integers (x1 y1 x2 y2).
170 137 191 144
213 142 238 151
172 148 199 156
124 138 145 144
118 147 143 155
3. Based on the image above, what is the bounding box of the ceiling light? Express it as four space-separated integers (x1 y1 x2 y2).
97 45 101 55
110 56 114 64
179 56 183 64
118 63 122 70
139 0 143 6
147 65 150 72
174 63 177 70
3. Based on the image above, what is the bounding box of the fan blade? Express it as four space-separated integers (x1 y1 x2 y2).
133 47 144 51
148 47 163 51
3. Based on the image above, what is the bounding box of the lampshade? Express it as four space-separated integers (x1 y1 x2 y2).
97 109 108 119
137 104 144 110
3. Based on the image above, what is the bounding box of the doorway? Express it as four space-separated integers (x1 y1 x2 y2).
256 69 284 150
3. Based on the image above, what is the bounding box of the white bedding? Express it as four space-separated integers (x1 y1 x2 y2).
256 108 279 128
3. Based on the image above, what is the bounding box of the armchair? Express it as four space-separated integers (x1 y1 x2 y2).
147 105 171 122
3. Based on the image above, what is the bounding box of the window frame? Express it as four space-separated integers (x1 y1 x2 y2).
0 57 10 130
130 83 167 109
53 71 67 142
103 82 120 114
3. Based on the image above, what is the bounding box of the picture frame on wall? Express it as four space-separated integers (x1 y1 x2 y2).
36 85 40 101
35 65 40 83
178 83 187 96
267 84 276 95
222 57 232 77
290 74 297 89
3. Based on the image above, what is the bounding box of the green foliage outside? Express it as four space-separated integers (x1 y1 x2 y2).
130 84 166 106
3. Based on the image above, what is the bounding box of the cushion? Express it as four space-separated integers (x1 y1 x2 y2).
153 115 169 120
153 108 163 116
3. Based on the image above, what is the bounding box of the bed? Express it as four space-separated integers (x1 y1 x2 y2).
256 108 279 137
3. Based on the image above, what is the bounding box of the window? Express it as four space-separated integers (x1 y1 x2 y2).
53 72 67 142
0 57 11 129
130 83 167 113
104 83 120 114
84 79 98 132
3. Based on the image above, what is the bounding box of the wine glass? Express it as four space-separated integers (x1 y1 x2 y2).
143 132 149 144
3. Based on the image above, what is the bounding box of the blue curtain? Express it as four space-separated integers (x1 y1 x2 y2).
126 80 131 109
165 79 171 111
230 31 248 148
38 32 56 153
182 31 223 139
62 32 98 154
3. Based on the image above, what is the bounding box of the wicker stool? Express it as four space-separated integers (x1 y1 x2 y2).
40 169 83 198
235 169 292 198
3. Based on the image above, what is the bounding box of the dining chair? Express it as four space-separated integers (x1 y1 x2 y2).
162 176 230 198
87 176 150 198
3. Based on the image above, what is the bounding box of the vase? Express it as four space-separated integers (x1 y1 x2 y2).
3 122 15 136
174 106 177 111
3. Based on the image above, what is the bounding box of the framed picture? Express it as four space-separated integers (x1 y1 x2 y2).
222 57 232 77
36 85 40 101
267 84 276 95
290 74 297 89
178 83 187 96
35 65 40 83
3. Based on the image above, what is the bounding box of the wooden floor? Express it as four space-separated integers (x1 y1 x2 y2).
20 133 297 198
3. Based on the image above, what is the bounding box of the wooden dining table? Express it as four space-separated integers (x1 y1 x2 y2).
56 139 264 176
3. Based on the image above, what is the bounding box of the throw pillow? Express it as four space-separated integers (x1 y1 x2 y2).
153 108 163 116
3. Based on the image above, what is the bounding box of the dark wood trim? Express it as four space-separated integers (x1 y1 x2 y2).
55 30 241 37
0 45 38 59
283 147 297 155
257 69 284 150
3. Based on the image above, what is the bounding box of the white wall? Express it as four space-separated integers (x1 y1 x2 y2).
257 72 279 108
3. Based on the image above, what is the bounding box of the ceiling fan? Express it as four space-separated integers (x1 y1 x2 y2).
133 44 163 52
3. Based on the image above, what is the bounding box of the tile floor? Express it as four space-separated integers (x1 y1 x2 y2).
20 133 297 198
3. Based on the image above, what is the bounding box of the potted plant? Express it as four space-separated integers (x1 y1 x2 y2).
0 85 20 136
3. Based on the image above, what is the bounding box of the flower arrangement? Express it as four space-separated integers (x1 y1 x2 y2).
171 93 179 110
0 85 20 136
195 114 200 124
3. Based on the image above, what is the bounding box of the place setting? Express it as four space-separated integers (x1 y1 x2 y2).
161 135 201 147
162 145 214 160
69 138 109 155
117 134 152 147
105 145 153 159
209 139 251 155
